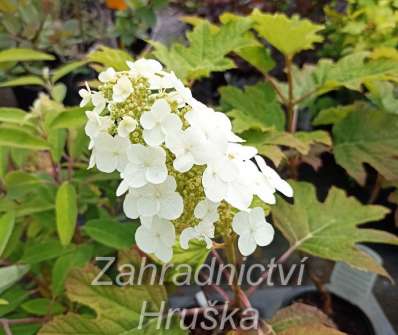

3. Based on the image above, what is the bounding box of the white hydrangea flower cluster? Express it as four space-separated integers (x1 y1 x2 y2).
81 59 293 262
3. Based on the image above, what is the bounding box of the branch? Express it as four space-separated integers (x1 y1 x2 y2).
265 74 288 105
285 55 297 133
199 272 231 302
211 249 232 283
293 87 319 105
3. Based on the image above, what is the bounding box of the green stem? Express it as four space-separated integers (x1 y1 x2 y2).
285 55 297 133
224 235 241 308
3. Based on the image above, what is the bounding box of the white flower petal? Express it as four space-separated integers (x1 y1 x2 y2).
173 154 194 173
135 226 155 253
123 192 139 219
180 227 198 249
151 99 171 118
159 192 183 220
154 243 173 263
232 211 250 235
118 116 137 138
140 216 153 228
254 223 275 247
145 165 167 184
99 67 116 83
151 217 176 246
95 151 117 173
238 232 257 256
162 113 182 134
202 167 228 202
137 197 159 217
143 127 165 146
140 111 157 129
116 179 129 196
225 182 252 211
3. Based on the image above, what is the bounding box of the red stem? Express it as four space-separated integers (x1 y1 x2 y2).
246 243 298 297
211 249 232 283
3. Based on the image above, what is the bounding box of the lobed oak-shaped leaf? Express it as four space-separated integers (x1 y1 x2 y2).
220 83 285 133
39 313 126 335
151 19 253 82
269 303 339 334
312 102 372 126
279 53 398 106
250 9 324 56
278 325 345 335
218 12 276 74
333 109 398 184
88 46 132 71
321 52 398 92
243 129 331 166
65 264 164 329
39 265 185 334
272 181 398 277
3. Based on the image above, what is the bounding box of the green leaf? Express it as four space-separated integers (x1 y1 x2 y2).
243 129 330 165
235 45 276 74
39 314 126 335
0 212 15 257
293 130 332 153
67 127 89 159
167 240 210 283
20 240 73 264
56 182 78 246
21 298 65 316
0 286 30 317
0 107 33 126
51 244 94 296
0 48 54 63
0 127 49 150
4 171 47 199
270 303 336 333
125 317 187 335
50 107 86 129
0 265 30 295
366 81 398 114
276 325 344 335
88 46 132 71
48 129 67 162
65 265 164 329
152 18 253 82
83 219 137 250
321 52 398 92
0 147 8 178
50 83 67 102
312 103 368 126
5 323 41 335
250 9 324 56
52 61 87 82
272 181 398 277
218 12 275 74
0 0 17 13
40 262 176 334
333 109 398 184
280 54 398 106
0 75 45 87
16 198 54 217
220 83 285 132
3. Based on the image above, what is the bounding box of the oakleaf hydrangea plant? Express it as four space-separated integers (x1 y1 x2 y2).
81 59 293 262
